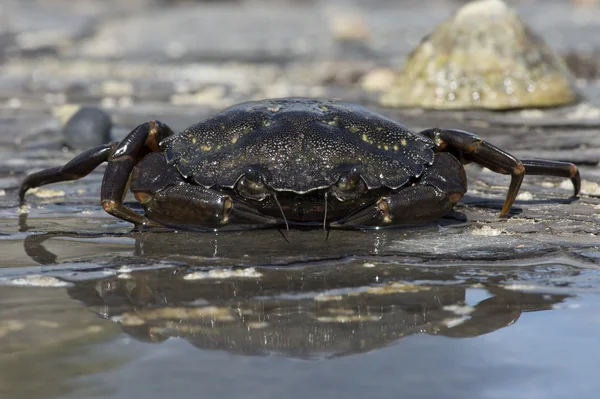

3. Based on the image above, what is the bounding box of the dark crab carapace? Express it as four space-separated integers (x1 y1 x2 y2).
19 98 580 230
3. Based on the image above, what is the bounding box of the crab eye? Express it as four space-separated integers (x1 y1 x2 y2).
337 167 361 191
332 167 367 201
244 168 265 190
235 168 270 201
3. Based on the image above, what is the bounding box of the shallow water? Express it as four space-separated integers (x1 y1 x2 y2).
2 267 600 399
2 210 600 399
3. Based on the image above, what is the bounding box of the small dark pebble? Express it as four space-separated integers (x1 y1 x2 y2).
63 107 113 150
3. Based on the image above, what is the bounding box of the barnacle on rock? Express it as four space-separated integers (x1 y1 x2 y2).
379 0 580 110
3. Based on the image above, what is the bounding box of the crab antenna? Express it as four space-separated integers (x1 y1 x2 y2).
323 192 328 230
276 227 290 244
272 192 289 231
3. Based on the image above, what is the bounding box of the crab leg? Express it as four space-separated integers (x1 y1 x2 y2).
419 128 580 217
19 120 174 227
19 143 116 203
520 158 580 196
100 121 174 226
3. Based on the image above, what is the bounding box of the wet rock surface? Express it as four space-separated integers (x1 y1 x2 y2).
0 1 600 398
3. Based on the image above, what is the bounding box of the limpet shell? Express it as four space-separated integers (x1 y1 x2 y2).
379 0 580 110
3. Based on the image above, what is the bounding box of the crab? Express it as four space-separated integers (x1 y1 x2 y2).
19 97 580 231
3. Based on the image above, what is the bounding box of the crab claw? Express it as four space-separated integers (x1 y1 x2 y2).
330 198 389 228
227 199 280 227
